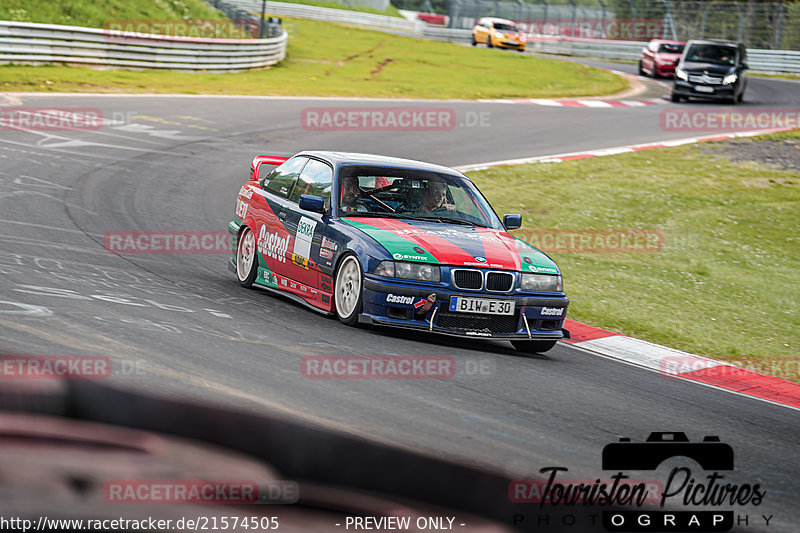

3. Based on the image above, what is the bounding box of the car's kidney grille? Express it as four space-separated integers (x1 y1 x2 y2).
437 310 519 334
453 269 482 290
486 272 513 292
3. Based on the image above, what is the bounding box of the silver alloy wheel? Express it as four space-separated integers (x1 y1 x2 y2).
236 227 256 282
335 255 361 320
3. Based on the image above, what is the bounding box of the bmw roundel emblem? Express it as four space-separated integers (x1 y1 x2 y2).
475 256 487 263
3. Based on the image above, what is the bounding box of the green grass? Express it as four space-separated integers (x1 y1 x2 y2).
0 18 628 99
750 72 800 82
268 0 403 17
0 0 226 28
469 131 800 378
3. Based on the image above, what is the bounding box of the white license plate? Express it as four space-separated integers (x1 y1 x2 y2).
449 296 514 315
695 85 714 93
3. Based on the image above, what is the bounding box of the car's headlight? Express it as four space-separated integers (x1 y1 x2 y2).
374 261 440 282
675 68 688 81
495 32 504 39
521 273 563 291
723 73 737 85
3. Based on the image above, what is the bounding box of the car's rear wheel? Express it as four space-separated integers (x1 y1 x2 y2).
512 340 557 354
236 226 258 288
471 35 477 46
334 254 363 326
638 60 645 76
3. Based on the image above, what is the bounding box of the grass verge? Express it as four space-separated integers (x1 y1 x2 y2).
0 18 628 99
750 72 800 82
268 0 403 17
469 130 800 379
0 0 226 28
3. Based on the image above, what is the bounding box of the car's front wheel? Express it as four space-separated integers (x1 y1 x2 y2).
334 254 363 326
471 34 477 46
236 226 259 288
670 92 682 103
487 36 493 48
638 60 645 76
512 340 557 354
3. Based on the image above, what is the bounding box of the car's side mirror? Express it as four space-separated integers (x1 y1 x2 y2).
503 214 522 230
741 62 749 70
299 194 325 213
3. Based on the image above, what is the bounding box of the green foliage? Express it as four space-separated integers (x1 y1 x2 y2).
0 0 227 28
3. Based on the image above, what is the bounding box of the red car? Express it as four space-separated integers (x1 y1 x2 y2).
639 39 685 78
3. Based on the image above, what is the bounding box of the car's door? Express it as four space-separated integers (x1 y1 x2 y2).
643 41 656 73
281 158 334 309
255 156 309 288
475 20 490 44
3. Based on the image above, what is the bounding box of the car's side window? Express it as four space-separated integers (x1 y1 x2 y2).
264 157 308 198
289 159 333 204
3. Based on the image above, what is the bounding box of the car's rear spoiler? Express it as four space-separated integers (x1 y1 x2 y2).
250 154 289 181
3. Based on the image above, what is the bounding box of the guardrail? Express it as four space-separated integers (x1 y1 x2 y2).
226 0 424 32
0 20 288 72
419 27 800 74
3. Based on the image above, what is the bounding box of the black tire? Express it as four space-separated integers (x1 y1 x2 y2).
235 226 259 288
471 35 477 46
670 92 682 103
736 91 744 104
487 35 493 48
638 60 645 76
334 254 363 326
512 340 557 354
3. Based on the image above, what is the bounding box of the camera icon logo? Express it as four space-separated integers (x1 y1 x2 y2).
602 432 734 471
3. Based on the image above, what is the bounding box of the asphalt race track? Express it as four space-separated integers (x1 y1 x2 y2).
1 63 798 531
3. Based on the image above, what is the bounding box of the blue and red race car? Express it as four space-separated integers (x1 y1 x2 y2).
228 151 569 353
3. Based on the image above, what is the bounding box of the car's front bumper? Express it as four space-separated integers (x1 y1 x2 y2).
672 80 736 100
498 40 525 50
360 276 569 340
656 64 676 77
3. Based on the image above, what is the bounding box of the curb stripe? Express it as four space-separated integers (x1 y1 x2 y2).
562 319 800 411
456 127 793 172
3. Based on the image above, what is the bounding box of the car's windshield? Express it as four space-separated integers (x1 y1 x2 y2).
337 166 502 229
684 43 737 65
493 23 518 32
658 43 684 54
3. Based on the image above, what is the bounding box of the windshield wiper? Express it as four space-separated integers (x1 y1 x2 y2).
408 215 487 227
342 211 407 218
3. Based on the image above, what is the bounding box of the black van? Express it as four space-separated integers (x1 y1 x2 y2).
671 40 748 104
